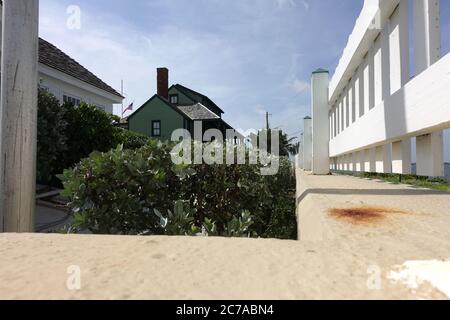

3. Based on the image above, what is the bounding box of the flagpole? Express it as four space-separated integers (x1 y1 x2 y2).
121 79 124 118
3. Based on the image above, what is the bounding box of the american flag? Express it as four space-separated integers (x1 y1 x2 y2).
122 101 134 115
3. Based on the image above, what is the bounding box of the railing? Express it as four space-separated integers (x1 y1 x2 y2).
301 0 449 178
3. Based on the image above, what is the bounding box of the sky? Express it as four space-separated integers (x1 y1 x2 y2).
39 0 450 159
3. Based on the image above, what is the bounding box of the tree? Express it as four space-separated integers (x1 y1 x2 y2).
257 129 299 157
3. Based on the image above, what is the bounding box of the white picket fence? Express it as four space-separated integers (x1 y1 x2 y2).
298 0 450 178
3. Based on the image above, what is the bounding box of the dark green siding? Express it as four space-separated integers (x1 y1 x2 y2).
168 87 195 105
128 96 186 141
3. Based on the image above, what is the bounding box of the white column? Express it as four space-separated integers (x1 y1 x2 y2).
368 45 376 111
303 117 313 171
381 26 391 102
392 140 412 174
0 0 39 232
390 0 410 94
375 144 392 173
357 150 365 172
352 152 358 172
355 70 361 119
368 147 376 173
413 0 441 74
416 133 444 177
389 0 412 174
311 69 330 175
347 88 351 127
358 63 366 118
414 0 443 177
373 34 383 107
350 78 356 124
331 106 336 139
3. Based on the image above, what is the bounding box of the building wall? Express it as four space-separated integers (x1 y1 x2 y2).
38 64 121 114
128 96 185 141
39 73 114 113
168 87 195 105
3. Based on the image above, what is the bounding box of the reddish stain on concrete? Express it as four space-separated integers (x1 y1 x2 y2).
329 207 405 224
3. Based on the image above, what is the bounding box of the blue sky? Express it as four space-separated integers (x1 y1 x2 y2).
39 0 450 156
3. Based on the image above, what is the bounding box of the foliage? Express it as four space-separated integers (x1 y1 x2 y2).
336 171 450 192
152 201 200 236
37 89 68 184
115 128 150 150
60 102 122 173
61 142 297 239
37 90 148 185
256 129 299 157
61 142 182 234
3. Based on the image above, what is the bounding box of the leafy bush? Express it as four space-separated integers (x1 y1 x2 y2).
60 102 122 173
62 142 182 234
61 142 297 239
115 128 150 150
37 89 68 185
37 90 148 185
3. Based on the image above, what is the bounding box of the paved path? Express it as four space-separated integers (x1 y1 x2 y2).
35 204 71 233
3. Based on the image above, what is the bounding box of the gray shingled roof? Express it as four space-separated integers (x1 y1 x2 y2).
177 103 220 120
39 38 123 98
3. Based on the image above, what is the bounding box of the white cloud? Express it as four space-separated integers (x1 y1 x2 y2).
275 0 297 9
290 79 310 93
300 0 310 11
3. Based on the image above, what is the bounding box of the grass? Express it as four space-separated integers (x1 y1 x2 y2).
334 171 450 192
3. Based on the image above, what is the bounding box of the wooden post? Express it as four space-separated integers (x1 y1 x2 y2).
0 0 39 232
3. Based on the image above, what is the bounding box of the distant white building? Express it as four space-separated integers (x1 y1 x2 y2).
37 38 123 113
0 3 123 114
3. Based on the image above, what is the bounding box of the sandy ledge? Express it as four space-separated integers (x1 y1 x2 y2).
0 173 449 300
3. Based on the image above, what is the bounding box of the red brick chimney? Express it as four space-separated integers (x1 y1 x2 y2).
157 67 169 99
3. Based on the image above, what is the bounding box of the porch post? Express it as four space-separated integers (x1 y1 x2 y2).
0 0 39 232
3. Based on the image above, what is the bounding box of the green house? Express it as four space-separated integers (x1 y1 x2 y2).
127 68 242 142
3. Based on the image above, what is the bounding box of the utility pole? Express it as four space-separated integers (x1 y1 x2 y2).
266 112 272 131
0 0 39 232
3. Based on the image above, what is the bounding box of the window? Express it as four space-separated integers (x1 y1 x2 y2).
152 121 161 137
63 95 81 106
169 94 179 105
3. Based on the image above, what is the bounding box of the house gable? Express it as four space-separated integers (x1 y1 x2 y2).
170 84 224 117
168 86 196 106
128 95 188 141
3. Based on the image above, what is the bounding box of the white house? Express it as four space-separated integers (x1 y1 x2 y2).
0 3 123 113
37 38 123 113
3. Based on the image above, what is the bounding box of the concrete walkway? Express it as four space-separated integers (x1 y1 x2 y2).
296 170 450 298
0 173 449 299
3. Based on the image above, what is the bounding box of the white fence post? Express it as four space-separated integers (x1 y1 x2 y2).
303 117 312 171
0 0 39 232
311 69 330 175
413 0 443 177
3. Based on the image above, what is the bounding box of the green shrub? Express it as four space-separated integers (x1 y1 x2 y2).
115 128 150 150
61 142 297 239
37 89 68 185
37 90 148 186
61 142 183 234
60 102 122 172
